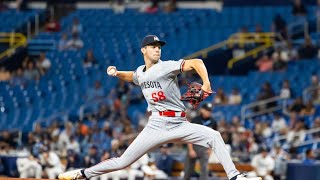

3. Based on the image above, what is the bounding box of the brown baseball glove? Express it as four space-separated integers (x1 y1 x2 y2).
180 82 213 108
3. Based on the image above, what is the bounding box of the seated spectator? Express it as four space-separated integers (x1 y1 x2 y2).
65 33 84 50
37 52 51 75
65 149 84 171
288 112 299 130
303 149 317 164
271 113 288 135
305 74 320 104
248 146 275 180
255 54 273 72
256 82 276 111
228 88 242 105
10 68 26 86
83 49 97 68
312 117 320 138
292 0 307 17
17 154 42 178
163 0 177 13
0 67 11 81
16 0 28 11
112 0 125 14
156 144 174 177
23 61 40 81
39 147 64 179
272 48 287 71
286 120 306 147
289 97 306 114
145 0 159 14
58 33 68 51
45 16 61 32
283 41 298 60
84 145 100 167
86 80 105 101
300 100 315 116
279 80 292 99
213 88 228 105
298 36 318 59
272 14 288 40
270 143 289 180
71 17 83 34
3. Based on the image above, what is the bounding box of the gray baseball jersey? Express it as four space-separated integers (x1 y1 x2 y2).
132 59 186 112
84 59 240 180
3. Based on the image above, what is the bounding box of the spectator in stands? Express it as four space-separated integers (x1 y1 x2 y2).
283 41 298 60
86 80 105 101
66 149 84 171
272 14 288 40
298 36 318 59
139 0 152 13
248 146 275 180
184 103 217 180
112 0 125 14
272 48 287 71
145 0 159 14
58 122 73 155
289 97 306 114
292 0 307 17
37 52 51 75
256 82 276 111
115 79 130 106
66 136 80 154
83 49 98 68
312 117 320 138
23 61 40 81
279 80 292 99
270 143 288 180
228 88 242 105
45 16 61 32
271 48 285 62
58 33 68 51
84 145 100 168
213 88 228 105
255 54 273 72
71 17 83 34
303 149 317 164
286 120 306 147
301 100 316 116
65 32 84 50
9 68 26 87
17 154 42 178
39 147 64 179
156 144 174 177
271 113 288 135
305 74 320 104
16 0 28 11
0 67 11 81
163 0 177 13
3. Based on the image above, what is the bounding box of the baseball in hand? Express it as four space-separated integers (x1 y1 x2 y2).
107 67 117 76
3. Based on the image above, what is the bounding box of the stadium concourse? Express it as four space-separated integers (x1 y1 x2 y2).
0 0 320 180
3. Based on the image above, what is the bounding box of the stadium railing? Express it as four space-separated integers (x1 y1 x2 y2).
241 96 287 121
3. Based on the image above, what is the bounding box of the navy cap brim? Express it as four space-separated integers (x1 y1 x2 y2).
142 41 166 47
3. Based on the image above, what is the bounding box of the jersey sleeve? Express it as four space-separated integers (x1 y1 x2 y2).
165 59 185 76
132 70 139 85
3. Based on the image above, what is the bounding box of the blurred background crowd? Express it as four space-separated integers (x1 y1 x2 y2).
0 0 320 180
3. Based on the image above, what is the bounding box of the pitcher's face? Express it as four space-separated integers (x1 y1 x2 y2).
141 43 161 63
